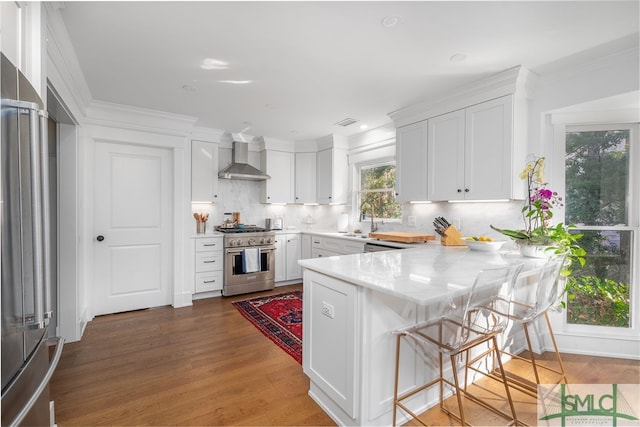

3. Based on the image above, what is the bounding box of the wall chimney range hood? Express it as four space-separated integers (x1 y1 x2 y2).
218 141 270 180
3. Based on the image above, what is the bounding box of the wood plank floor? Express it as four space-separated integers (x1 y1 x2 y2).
51 283 640 426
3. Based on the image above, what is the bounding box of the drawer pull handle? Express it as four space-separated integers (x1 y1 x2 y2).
204 260 216 263
204 280 216 284
203 244 216 247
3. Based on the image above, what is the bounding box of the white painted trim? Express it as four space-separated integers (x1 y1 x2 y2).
388 66 535 128
45 2 92 115
191 126 226 143
56 122 82 342
85 101 197 136
82 123 189 316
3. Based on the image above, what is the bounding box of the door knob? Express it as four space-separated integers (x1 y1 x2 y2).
96 235 105 242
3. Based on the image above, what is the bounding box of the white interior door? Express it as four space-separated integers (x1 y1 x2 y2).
93 141 173 315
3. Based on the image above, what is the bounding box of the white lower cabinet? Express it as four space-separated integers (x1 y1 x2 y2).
275 233 302 282
302 269 427 426
194 236 223 293
310 235 365 258
301 234 312 260
303 270 359 419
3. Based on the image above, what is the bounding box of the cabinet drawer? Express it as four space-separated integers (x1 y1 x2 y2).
195 271 223 293
312 248 340 258
342 241 365 254
311 237 323 248
195 252 222 272
195 238 222 252
323 238 342 252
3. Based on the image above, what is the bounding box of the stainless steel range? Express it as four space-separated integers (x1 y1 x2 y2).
216 226 276 296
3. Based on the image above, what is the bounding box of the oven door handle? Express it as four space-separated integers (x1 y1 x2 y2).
225 247 276 255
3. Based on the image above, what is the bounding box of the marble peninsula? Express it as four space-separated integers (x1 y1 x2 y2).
298 244 537 426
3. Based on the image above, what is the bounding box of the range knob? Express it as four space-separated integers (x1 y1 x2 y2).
259 238 265 244
248 238 256 245
265 237 272 244
236 239 244 246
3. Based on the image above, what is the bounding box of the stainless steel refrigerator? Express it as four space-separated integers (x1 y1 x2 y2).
1 53 65 426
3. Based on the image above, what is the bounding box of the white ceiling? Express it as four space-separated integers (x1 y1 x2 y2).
58 1 639 142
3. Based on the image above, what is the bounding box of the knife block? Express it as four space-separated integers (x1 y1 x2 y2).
441 225 466 246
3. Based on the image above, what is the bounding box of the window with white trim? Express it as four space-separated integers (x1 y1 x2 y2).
564 124 638 330
356 161 401 222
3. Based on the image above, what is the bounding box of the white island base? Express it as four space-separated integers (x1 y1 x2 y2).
299 246 536 426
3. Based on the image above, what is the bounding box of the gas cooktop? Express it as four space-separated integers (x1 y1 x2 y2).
215 226 268 234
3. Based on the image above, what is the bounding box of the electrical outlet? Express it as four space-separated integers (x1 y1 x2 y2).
321 302 335 319
407 216 417 227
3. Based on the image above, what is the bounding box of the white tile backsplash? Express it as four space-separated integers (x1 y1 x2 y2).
191 179 525 244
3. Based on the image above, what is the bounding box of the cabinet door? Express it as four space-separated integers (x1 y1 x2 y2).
295 152 317 203
300 234 312 260
286 234 302 280
316 148 348 204
464 95 513 200
191 140 219 202
395 121 428 202
427 109 465 201
274 235 287 282
262 150 295 203
316 149 333 204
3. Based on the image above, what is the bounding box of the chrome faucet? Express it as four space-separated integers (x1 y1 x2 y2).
370 207 378 233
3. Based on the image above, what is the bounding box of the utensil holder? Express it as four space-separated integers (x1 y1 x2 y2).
441 225 465 246
196 221 207 234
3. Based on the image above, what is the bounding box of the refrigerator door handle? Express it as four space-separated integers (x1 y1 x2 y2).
27 105 45 330
7 337 65 427
39 109 53 320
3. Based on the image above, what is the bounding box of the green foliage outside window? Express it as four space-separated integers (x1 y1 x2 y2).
565 129 631 328
359 164 401 220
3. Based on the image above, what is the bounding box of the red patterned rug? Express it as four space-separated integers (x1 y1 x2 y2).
232 290 302 364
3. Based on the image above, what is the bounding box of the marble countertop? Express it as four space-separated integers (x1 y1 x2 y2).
298 245 539 306
301 230 432 248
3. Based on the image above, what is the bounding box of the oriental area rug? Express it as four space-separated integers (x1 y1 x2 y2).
232 290 303 364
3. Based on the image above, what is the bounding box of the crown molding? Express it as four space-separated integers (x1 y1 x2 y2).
388 65 535 128
45 2 92 119
85 101 197 136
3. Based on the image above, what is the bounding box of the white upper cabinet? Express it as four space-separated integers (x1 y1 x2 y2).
395 120 429 203
295 152 317 203
428 96 513 201
261 150 295 204
316 147 348 204
191 140 219 202
390 66 532 202
427 109 466 201
464 95 514 200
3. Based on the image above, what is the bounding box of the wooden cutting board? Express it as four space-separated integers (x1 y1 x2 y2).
368 231 436 243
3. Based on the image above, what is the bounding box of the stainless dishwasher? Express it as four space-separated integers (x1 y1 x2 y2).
364 242 404 252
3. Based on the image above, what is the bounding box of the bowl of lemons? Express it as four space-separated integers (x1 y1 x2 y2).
463 236 506 252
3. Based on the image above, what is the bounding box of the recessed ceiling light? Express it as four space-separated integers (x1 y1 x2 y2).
218 80 252 84
360 124 369 130
200 58 229 70
381 15 402 28
450 53 467 63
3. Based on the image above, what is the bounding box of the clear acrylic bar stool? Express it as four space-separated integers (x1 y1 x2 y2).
492 255 568 397
392 264 523 426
